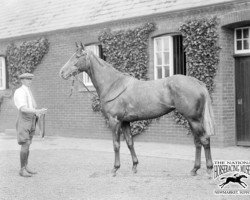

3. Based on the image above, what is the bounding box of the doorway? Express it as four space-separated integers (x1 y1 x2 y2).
235 56 250 146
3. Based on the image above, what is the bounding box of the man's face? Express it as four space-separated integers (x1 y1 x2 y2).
21 78 32 87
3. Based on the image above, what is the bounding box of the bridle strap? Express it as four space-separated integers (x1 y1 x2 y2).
75 75 98 98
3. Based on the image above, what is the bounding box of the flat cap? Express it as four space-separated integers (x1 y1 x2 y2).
19 73 34 79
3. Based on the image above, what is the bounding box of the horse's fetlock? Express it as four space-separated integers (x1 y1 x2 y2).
133 160 139 166
194 164 201 170
114 164 120 169
207 163 213 170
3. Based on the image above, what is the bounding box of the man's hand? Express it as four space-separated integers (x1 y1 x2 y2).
35 108 47 117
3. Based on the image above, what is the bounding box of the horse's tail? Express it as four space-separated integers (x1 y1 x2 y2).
203 86 215 136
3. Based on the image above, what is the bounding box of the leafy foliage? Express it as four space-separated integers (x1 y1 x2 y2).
175 17 220 132
6 37 49 89
179 17 220 93
94 23 155 135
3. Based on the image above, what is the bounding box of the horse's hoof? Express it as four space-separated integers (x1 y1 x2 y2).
190 170 197 176
132 167 137 174
207 168 212 174
111 170 116 177
206 169 213 179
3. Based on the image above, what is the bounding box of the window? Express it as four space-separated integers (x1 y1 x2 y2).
154 36 173 79
235 27 250 54
154 35 186 80
0 56 6 90
83 44 105 86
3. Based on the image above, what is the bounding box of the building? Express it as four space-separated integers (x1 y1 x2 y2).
0 0 249 147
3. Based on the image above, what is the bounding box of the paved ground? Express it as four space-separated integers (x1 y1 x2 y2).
0 133 250 200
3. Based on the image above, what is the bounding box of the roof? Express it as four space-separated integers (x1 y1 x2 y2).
0 0 237 40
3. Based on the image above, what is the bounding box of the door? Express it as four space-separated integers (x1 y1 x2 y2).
235 56 250 146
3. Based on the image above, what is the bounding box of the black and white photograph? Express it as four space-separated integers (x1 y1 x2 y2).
0 0 250 199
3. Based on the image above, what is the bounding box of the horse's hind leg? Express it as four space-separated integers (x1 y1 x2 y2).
191 134 202 176
122 122 138 173
203 137 213 176
189 120 213 176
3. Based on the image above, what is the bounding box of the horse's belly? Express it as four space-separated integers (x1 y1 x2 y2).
123 102 173 121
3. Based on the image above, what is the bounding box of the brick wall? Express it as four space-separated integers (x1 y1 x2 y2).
0 1 249 147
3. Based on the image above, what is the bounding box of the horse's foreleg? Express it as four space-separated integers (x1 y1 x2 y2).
240 181 247 188
239 182 246 188
109 117 121 176
191 135 202 176
122 122 138 173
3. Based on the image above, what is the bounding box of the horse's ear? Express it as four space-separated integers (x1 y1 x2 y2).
75 42 79 48
80 42 85 50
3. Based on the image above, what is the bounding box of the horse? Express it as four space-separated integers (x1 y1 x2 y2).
219 174 248 188
59 42 215 177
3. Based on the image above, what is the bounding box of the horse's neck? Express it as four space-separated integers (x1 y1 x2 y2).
87 54 123 98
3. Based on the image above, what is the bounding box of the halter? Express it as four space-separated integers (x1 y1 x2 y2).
68 51 98 99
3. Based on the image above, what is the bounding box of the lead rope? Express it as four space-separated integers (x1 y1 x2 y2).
69 75 99 100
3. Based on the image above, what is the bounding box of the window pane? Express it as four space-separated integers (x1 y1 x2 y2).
163 37 169 51
243 29 249 38
163 52 169 65
157 67 162 79
156 53 162 65
237 41 242 50
86 45 99 56
236 29 242 39
155 39 162 51
243 40 249 49
164 66 169 77
87 75 91 83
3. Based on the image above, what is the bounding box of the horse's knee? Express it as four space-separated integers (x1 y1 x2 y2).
113 141 120 152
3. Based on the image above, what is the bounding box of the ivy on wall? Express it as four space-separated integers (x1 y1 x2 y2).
94 23 155 136
174 17 220 132
6 37 49 89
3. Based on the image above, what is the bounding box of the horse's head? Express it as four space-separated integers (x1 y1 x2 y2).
59 42 91 80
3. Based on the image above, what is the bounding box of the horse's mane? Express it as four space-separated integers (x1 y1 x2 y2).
88 50 131 77
87 50 112 68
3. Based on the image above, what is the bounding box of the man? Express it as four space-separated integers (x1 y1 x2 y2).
14 73 47 177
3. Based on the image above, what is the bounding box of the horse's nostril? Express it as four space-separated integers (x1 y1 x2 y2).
59 70 64 78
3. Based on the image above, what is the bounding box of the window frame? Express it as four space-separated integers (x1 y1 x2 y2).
0 56 6 90
234 27 250 54
153 35 174 80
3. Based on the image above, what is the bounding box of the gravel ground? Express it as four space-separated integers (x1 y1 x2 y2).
0 135 250 200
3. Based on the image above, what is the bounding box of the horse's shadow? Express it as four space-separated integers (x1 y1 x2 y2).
219 174 248 188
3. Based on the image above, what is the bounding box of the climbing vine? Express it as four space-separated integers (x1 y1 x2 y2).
6 37 49 89
0 37 49 111
94 23 155 135
174 17 220 132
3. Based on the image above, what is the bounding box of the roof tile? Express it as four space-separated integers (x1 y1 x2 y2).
0 0 236 39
